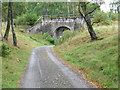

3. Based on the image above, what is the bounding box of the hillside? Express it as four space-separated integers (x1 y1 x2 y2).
54 23 118 88
1 23 53 88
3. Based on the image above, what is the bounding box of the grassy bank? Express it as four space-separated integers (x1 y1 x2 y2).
1 23 53 88
54 24 118 88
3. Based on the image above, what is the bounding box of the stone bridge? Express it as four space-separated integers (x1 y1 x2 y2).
27 15 85 39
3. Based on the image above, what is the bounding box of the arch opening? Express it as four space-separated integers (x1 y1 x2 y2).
55 26 70 39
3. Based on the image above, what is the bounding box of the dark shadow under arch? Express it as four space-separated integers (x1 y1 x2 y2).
55 26 70 39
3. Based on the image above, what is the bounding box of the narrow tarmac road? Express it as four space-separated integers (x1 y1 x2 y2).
21 45 94 88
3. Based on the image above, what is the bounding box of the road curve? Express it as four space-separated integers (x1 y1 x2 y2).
21 45 94 88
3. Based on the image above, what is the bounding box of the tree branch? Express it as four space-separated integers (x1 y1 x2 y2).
92 20 100 26
78 2 85 18
85 5 100 17
78 2 89 25
86 2 90 5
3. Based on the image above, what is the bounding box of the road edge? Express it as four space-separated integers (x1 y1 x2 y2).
51 47 101 88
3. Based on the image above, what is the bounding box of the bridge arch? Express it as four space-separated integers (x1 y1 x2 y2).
54 26 71 39
27 15 85 39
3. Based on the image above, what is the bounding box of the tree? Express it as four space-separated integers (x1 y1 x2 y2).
3 1 17 46
2 2 26 21
109 0 119 13
0 1 3 40
2 2 8 21
10 2 17 46
3 2 11 41
78 1 104 40
92 10 108 25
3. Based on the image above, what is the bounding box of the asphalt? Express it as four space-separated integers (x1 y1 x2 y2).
20 45 94 88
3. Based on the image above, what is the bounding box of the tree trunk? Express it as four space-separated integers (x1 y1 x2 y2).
3 2 11 41
78 2 98 40
10 2 17 46
0 1 3 40
86 17 97 40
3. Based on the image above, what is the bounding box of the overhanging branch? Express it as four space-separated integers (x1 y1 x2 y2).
85 5 100 17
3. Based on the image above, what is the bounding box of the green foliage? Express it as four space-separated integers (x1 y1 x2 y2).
93 11 108 24
2 22 54 88
56 30 73 45
29 32 54 45
54 24 118 88
29 2 78 16
0 44 10 57
2 2 26 21
42 33 54 44
87 3 100 14
109 12 118 21
2 2 8 21
79 2 100 19
100 20 112 25
14 15 26 25
92 11 112 25
15 13 38 26
55 30 81 45
2 2 79 21
25 13 38 26
29 36 38 41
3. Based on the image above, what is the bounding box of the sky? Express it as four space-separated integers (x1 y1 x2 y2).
100 0 113 12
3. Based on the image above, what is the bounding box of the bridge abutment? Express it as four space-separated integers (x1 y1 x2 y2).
27 16 85 39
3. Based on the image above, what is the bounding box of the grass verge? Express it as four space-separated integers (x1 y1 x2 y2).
54 24 118 88
1 23 53 88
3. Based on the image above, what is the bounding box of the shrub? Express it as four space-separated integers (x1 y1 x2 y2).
25 13 38 26
92 10 109 24
14 15 26 25
100 20 112 25
0 44 10 57
109 12 118 21
42 33 54 44
15 13 38 26
92 10 113 26
56 30 74 45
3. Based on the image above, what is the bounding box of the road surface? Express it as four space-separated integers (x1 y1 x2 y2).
21 45 94 88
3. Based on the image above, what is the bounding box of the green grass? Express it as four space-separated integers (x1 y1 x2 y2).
54 24 118 88
0 56 2 89
1 23 53 88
